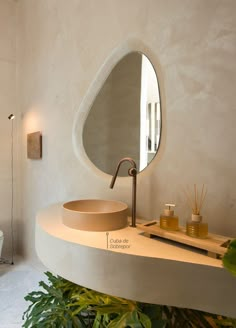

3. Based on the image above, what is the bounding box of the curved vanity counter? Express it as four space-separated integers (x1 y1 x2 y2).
36 203 236 317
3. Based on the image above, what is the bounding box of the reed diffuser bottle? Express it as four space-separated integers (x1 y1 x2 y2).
184 184 208 238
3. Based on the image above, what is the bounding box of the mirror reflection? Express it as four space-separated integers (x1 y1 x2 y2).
83 52 161 176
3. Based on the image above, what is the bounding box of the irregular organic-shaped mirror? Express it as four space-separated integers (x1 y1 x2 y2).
83 52 161 176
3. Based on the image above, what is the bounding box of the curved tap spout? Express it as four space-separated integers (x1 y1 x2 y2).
110 157 137 227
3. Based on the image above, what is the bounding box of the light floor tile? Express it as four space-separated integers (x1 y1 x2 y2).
0 257 46 327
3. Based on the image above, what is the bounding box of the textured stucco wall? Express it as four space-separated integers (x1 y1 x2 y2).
17 0 236 260
0 0 19 258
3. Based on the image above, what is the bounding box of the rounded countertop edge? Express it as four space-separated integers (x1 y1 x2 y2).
35 203 236 317
36 203 223 268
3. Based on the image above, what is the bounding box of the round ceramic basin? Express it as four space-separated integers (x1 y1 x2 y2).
62 199 128 231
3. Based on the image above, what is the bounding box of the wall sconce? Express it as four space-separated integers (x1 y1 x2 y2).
8 114 15 120
27 131 42 159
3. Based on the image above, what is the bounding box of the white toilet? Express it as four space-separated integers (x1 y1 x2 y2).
0 230 4 258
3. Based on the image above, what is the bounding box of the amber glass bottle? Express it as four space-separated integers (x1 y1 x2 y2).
186 214 208 238
160 204 179 231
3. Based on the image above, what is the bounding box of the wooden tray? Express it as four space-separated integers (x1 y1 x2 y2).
136 221 232 258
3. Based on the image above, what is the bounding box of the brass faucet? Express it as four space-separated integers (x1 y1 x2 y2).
110 157 137 227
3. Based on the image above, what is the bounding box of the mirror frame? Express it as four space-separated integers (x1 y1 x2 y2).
73 38 165 179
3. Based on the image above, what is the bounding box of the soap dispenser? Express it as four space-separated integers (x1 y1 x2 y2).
160 204 179 231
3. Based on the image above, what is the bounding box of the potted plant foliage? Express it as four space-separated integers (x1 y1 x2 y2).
222 239 236 277
23 271 236 327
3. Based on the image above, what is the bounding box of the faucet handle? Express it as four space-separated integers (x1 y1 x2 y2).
128 167 137 177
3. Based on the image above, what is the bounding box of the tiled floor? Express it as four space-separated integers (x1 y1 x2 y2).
0 256 46 327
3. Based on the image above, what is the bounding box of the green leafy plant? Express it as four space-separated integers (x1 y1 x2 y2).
223 239 236 276
22 272 154 328
23 272 236 327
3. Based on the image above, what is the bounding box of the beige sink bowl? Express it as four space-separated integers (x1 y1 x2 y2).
62 199 128 231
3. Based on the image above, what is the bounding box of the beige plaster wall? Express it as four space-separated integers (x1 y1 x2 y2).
17 0 236 260
0 0 19 258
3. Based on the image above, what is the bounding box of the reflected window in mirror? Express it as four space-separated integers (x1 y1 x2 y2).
83 52 161 176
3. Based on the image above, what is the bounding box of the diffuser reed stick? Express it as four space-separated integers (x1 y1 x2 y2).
184 184 207 215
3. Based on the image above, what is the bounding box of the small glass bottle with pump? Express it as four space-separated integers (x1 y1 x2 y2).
160 204 179 231
186 214 208 238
